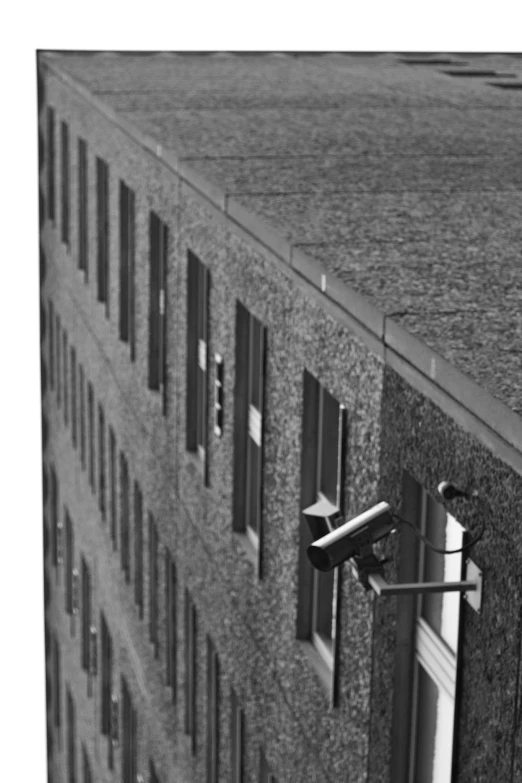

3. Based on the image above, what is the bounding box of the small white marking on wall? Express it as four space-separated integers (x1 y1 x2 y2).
321 274 326 292
198 339 207 370
430 358 436 379
248 405 262 446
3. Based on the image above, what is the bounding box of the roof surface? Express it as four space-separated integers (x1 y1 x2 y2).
45 52 522 416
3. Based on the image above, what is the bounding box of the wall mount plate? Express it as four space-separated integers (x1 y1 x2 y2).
463 558 483 614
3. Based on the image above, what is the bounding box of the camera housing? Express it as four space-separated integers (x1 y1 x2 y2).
304 500 396 572
437 481 468 501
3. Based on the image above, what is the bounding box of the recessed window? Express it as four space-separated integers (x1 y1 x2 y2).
297 370 345 697
49 301 55 391
109 427 117 549
63 330 68 428
71 347 77 448
134 482 143 618
56 314 61 409
391 471 466 783
51 465 59 568
61 121 70 248
88 382 95 494
82 745 92 783
100 611 113 768
230 688 244 783
98 404 106 521
47 107 55 224
81 556 91 675
96 157 110 314
121 676 138 783
148 211 168 412
78 138 88 279
206 636 219 783
233 301 266 573
186 250 210 478
149 514 159 657
184 589 197 754
165 547 177 700
53 634 61 734
66 686 76 783
65 510 74 617
120 452 130 583
119 180 136 359
79 365 86 470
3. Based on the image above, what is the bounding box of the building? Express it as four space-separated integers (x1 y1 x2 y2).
38 51 522 783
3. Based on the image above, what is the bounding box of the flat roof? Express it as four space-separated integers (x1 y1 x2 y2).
41 51 522 468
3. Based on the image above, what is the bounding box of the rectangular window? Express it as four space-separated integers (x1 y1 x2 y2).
63 330 69 427
148 211 167 410
56 314 61 408
47 107 55 224
165 548 177 700
149 760 161 783
51 465 59 567
61 120 70 247
231 688 244 783
82 745 92 783
98 404 106 521
78 138 88 278
184 589 196 754
296 370 345 699
391 472 465 783
67 686 77 783
110 427 117 549
96 157 110 313
186 250 210 479
206 636 219 783
233 301 266 572
120 452 130 583
121 676 138 783
119 180 136 359
49 301 55 390
53 635 61 732
65 511 74 616
134 482 143 617
100 611 113 735
81 556 91 673
71 347 77 448
79 365 86 470
88 382 95 493
149 514 159 657
259 748 277 783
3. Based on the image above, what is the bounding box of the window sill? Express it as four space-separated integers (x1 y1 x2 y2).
297 638 334 703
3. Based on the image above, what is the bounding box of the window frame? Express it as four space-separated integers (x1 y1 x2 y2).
206 635 219 783
88 382 95 493
149 513 159 657
119 180 136 359
71 346 77 448
67 686 76 783
98 404 106 520
96 156 110 315
134 481 144 618
120 452 130 583
186 250 210 480
148 211 168 412
184 588 197 754
78 137 88 279
47 107 55 224
230 687 244 783
81 555 91 674
61 120 69 248
165 547 177 701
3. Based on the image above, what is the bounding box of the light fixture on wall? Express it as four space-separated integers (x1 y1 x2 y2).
302 492 484 613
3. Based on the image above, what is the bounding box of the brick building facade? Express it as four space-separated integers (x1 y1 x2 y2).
39 51 522 783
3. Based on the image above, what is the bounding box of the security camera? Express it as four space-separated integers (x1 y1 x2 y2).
437 481 469 501
304 500 395 572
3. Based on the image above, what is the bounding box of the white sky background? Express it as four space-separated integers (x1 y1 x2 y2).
0 2 520 780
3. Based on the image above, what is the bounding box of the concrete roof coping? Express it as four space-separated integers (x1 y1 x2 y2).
40 53 522 474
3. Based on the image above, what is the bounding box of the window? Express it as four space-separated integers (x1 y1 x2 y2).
149 514 159 657
165 548 177 700
100 611 113 767
391 471 465 783
79 365 86 470
63 330 69 427
148 211 167 410
67 686 76 783
78 138 88 278
230 688 244 783
120 452 130 583
82 745 92 783
49 301 55 390
56 313 61 408
53 635 61 733
134 482 143 617
186 250 210 478
65 511 74 616
119 180 136 359
51 465 59 567
88 382 95 493
206 636 219 783
61 121 69 247
121 676 138 783
296 370 345 697
47 107 55 224
149 760 161 783
184 589 197 753
109 427 117 549
233 301 266 571
96 157 109 313
259 748 277 783
71 347 77 448
99 404 106 521
81 556 91 673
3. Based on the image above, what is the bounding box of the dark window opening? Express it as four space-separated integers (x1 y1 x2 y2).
148 211 168 412
47 107 55 224
149 514 159 657
134 482 143 617
186 250 210 481
61 121 70 247
78 138 88 279
119 180 136 359
120 452 130 583
96 157 110 314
